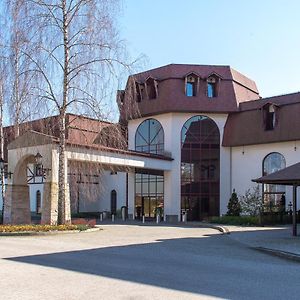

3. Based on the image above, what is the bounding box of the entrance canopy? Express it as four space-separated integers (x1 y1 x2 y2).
253 162 300 236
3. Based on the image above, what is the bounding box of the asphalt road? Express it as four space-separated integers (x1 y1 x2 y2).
0 224 300 300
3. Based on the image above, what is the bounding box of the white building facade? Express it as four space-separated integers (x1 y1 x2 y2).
3 64 300 224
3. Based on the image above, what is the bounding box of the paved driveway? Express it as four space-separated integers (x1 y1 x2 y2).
1 224 300 300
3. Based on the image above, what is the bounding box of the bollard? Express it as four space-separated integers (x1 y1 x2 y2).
182 212 187 223
112 214 115 222
121 207 126 221
156 214 160 224
142 215 145 223
100 212 103 222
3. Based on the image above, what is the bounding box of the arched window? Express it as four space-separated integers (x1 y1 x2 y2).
181 116 220 221
135 118 164 155
111 190 117 215
264 104 276 131
263 152 286 211
36 190 41 214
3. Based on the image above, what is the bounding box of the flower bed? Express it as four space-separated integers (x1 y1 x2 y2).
0 224 93 233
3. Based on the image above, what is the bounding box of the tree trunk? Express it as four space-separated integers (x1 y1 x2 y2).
57 109 67 224
57 0 70 225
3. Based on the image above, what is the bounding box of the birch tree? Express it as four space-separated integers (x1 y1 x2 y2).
5 1 41 137
18 0 135 224
0 6 8 223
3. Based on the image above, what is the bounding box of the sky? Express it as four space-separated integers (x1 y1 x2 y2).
119 0 300 98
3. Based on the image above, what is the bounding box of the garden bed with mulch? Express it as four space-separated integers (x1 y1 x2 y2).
0 224 100 236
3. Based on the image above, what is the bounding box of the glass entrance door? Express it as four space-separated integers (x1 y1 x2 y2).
135 170 164 220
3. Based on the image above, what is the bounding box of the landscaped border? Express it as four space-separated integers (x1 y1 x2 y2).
0 224 101 236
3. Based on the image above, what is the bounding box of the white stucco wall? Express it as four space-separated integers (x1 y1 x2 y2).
231 141 300 209
98 171 127 212
128 112 230 219
29 184 44 212
72 170 127 213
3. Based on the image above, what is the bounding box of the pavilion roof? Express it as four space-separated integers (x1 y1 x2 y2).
252 162 300 186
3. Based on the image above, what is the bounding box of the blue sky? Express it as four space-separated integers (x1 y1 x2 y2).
120 0 300 97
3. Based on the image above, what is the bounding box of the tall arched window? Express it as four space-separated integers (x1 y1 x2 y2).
181 116 220 221
111 190 117 215
36 190 41 214
135 118 164 155
263 152 286 211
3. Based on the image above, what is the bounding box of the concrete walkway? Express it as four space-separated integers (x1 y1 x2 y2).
224 225 300 261
98 219 300 261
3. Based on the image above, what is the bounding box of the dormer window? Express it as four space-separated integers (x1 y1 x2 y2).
264 104 276 131
145 77 158 100
135 82 142 102
185 75 197 97
207 76 217 98
117 90 125 105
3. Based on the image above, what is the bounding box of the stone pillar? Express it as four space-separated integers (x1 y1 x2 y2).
4 184 30 224
41 182 58 225
127 172 135 219
41 182 71 225
164 170 181 222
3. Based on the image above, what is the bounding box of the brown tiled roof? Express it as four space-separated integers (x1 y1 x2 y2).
223 92 300 146
133 64 258 93
253 162 300 185
239 92 300 111
4 114 112 161
119 64 260 120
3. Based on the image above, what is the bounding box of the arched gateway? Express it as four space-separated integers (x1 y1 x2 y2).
181 116 220 221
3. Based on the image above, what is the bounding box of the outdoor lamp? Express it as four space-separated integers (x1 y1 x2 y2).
0 158 4 171
35 152 43 165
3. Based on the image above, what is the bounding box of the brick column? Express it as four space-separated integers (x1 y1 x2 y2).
41 182 71 225
4 184 30 224
41 182 58 225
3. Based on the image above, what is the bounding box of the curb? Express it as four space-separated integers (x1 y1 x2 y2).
253 246 300 263
0 227 101 237
199 223 230 234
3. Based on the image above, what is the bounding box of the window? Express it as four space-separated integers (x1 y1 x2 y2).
111 190 117 215
135 118 164 155
135 170 164 219
145 77 158 100
36 190 41 214
117 90 125 105
186 75 197 97
264 104 276 130
135 82 142 102
207 76 217 98
263 152 286 212
181 116 220 221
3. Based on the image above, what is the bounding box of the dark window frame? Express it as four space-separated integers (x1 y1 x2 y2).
262 152 286 212
135 118 164 155
181 115 220 221
207 76 218 98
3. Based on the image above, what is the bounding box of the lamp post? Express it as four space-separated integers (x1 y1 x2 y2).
34 152 51 177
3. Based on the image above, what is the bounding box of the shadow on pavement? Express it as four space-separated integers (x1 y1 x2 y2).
5 230 300 300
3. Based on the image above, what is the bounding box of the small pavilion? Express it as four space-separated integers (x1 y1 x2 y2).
253 162 300 236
